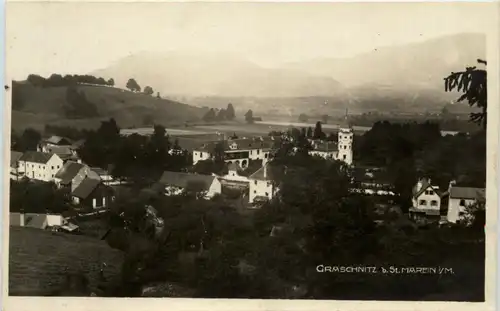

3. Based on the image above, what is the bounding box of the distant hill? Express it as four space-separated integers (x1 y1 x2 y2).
10 81 205 132
89 33 485 115
90 51 346 98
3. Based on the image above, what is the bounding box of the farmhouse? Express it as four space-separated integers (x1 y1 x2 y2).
409 178 448 220
54 161 100 190
192 137 274 169
71 178 114 209
159 171 222 199
248 163 279 204
446 184 485 223
17 151 63 182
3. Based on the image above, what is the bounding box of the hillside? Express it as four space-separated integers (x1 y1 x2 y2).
89 33 485 114
90 51 346 98
10 82 205 132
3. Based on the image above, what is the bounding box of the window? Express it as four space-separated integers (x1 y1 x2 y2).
343 155 346 160
51 166 54 170
419 200 427 206
264 153 268 158
254 180 257 185
254 190 256 194
425 190 434 195
265 192 269 196
52 174 54 178
57 165 60 169
257 150 260 155
430 200 438 206
459 199 466 206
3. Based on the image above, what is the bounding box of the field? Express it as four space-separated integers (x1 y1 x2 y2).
11 83 205 133
9 226 124 296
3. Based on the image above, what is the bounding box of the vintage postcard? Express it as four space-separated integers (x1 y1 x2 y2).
2 1 498 311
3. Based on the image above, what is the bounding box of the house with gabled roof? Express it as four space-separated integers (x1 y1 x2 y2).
447 183 485 223
10 212 79 232
54 161 100 190
192 137 274 169
71 178 113 209
17 151 63 182
159 171 222 199
248 163 279 204
409 178 448 220
38 135 82 163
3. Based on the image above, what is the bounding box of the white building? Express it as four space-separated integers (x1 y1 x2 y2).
221 162 250 184
17 151 64 182
192 137 274 169
54 161 101 190
248 163 278 204
307 126 354 165
409 178 446 219
159 171 222 199
10 212 78 232
446 185 485 223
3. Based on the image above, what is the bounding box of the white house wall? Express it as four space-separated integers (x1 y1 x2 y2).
412 187 441 213
249 179 274 203
19 155 63 182
447 198 476 223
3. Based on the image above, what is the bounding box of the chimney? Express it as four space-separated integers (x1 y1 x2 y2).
19 208 25 227
449 179 457 191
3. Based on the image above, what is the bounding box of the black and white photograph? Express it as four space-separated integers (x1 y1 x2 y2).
3 1 497 309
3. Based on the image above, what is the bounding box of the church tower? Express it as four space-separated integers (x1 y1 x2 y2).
337 108 353 165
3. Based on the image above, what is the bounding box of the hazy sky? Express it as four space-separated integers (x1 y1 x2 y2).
6 2 490 80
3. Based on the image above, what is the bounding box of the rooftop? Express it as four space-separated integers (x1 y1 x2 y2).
249 163 277 181
10 151 23 168
55 161 85 185
159 171 216 191
19 151 55 164
72 178 102 199
9 226 124 296
44 135 73 146
195 138 274 153
449 186 485 200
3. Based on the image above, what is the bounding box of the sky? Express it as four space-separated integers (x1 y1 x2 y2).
6 2 491 80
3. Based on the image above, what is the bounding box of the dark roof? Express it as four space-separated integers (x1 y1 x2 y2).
9 226 124 296
72 178 102 199
44 135 73 145
194 138 274 153
19 151 55 164
249 164 275 181
10 151 23 167
449 187 485 200
72 139 86 148
412 179 443 198
55 161 85 184
46 145 73 156
159 171 216 191
312 141 338 152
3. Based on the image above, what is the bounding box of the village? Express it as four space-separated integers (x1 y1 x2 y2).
9 117 485 235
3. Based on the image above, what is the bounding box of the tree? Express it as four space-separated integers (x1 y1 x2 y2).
107 78 115 86
298 113 309 123
15 128 41 152
12 82 25 110
203 109 217 122
216 109 227 121
313 121 325 139
444 59 487 129
126 78 141 92
26 74 46 87
306 127 313 138
226 103 236 120
245 110 254 123
144 86 154 95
